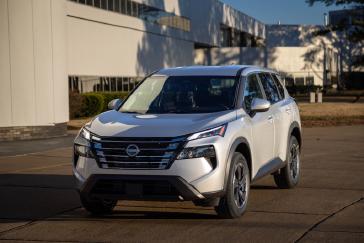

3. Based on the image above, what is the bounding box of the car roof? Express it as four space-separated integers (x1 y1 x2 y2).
155 65 277 77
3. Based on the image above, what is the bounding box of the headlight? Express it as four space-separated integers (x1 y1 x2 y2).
74 128 94 158
79 128 91 140
176 145 217 168
187 124 227 141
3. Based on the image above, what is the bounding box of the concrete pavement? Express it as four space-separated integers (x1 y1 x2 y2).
0 126 363 242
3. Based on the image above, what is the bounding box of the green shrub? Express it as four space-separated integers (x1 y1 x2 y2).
324 89 364 97
96 92 129 111
81 93 104 117
287 85 323 96
69 91 85 119
69 91 130 119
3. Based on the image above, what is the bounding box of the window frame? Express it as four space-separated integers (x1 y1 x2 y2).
270 73 285 100
242 72 267 114
257 72 282 104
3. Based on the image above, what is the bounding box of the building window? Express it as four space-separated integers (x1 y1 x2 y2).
284 77 295 87
94 0 101 8
114 0 120 13
100 0 107 10
123 77 129 92
126 0 132 15
295 77 305 86
69 76 142 93
120 0 126 14
232 29 241 47
221 25 232 47
220 24 262 47
69 0 190 32
110 77 117 91
107 0 114 11
306 76 314 86
132 1 139 17
117 78 123 91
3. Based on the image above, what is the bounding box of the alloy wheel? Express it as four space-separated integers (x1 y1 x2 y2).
289 143 300 180
233 163 248 209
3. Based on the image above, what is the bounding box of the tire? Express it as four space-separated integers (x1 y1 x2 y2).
215 152 250 219
274 136 300 189
80 195 117 215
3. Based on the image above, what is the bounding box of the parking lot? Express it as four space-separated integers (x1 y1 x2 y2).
0 125 363 242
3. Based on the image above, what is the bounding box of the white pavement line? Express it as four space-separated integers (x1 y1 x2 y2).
0 239 91 243
295 197 364 243
298 186 364 192
0 146 72 158
0 185 75 190
314 230 364 234
301 152 329 158
248 210 328 216
7 163 70 173
0 206 82 240
27 154 71 159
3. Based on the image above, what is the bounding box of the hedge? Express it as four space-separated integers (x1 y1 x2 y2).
82 93 104 117
69 92 129 119
95 92 129 111
69 91 85 119
286 85 323 96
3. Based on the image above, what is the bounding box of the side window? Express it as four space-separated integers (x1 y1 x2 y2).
272 74 285 99
258 73 280 104
243 74 264 112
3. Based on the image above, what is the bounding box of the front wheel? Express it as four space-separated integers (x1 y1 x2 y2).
215 152 250 218
80 195 117 215
274 136 300 189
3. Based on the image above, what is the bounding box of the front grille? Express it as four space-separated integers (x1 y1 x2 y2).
91 136 186 169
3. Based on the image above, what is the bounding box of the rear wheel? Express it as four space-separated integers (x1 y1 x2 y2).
274 136 300 189
215 152 250 218
80 195 117 215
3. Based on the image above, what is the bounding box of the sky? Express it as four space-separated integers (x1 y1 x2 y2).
221 0 343 25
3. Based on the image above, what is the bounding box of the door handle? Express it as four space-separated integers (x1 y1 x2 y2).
267 115 273 123
285 107 291 114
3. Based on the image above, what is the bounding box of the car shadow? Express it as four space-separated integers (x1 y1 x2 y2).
251 185 278 190
0 173 276 222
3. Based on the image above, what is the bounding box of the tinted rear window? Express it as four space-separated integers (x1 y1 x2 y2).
258 73 281 104
272 74 285 99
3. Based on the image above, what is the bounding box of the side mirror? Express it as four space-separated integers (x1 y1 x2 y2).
251 98 270 112
107 98 123 110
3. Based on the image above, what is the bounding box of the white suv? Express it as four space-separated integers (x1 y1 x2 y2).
73 65 302 218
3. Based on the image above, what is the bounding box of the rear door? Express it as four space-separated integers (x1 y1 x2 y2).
271 73 293 161
243 73 275 171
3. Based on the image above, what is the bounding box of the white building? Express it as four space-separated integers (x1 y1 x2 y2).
2 0 355 141
0 0 265 140
265 24 340 88
195 24 340 88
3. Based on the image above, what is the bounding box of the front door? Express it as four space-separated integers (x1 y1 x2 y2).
243 74 275 174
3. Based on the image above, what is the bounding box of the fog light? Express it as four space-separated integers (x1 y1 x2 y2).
74 144 94 158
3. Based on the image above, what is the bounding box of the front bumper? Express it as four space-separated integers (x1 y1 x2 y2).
77 174 206 201
73 156 225 201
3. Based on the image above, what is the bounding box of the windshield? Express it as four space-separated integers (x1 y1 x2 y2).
119 75 239 114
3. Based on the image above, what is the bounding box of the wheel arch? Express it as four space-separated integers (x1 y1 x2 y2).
224 137 252 191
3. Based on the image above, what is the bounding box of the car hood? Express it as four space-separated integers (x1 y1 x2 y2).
85 110 237 138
